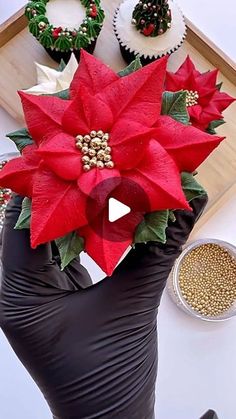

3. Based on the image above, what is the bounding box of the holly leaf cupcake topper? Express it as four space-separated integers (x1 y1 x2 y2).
0 51 229 275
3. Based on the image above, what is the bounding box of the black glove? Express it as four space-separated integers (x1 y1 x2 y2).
0 193 207 419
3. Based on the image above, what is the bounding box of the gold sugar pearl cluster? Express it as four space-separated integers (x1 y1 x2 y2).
75 130 114 172
186 90 199 107
179 244 236 317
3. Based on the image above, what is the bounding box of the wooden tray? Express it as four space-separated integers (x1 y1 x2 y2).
0 1 236 216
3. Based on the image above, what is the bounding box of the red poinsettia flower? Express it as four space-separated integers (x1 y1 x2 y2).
0 51 224 275
166 56 235 131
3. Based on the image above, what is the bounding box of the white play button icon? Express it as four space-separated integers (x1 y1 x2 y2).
108 198 131 223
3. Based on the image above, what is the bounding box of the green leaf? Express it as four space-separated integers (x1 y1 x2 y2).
206 119 225 135
216 81 223 91
55 232 84 270
15 197 31 230
57 59 67 72
162 90 190 125
181 172 207 203
134 210 169 244
46 89 70 99
118 56 142 77
168 210 176 223
6 128 34 152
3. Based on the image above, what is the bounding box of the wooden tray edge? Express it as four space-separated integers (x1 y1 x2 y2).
186 18 236 86
0 7 27 48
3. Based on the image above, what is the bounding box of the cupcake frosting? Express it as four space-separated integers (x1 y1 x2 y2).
114 0 186 59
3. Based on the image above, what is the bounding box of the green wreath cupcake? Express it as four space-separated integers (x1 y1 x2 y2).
25 0 105 63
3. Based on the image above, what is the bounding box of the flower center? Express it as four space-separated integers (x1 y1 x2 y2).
186 90 199 107
75 130 114 172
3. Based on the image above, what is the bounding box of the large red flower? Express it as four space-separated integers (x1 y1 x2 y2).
166 56 235 131
0 51 224 275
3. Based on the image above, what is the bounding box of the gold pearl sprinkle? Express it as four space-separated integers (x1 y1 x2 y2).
179 243 236 317
186 90 199 107
75 130 114 171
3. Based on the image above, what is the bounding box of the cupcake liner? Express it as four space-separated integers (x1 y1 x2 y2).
113 0 187 65
45 39 97 64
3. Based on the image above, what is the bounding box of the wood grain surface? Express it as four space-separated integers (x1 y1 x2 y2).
0 0 236 214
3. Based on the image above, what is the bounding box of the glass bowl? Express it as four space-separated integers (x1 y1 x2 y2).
167 238 236 322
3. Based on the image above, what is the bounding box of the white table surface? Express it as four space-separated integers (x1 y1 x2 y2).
1 1 236 417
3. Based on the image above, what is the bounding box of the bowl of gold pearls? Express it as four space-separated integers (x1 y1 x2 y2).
167 239 236 321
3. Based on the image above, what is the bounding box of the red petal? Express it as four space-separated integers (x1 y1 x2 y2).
79 221 133 276
31 168 88 247
155 115 224 171
124 140 189 211
78 168 121 201
37 133 82 180
19 92 71 145
110 119 157 170
0 152 40 197
196 69 218 89
100 57 167 126
62 86 113 136
210 90 235 113
176 56 201 78
70 50 119 98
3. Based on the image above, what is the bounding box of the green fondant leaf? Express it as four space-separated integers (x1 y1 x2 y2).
168 210 176 223
15 197 31 230
181 172 207 203
134 210 169 244
6 128 34 153
206 119 225 135
48 89 70 100
216 82 223 91
55 232 84 270
162 90 190 125
118 56 142 77
57 59 67 72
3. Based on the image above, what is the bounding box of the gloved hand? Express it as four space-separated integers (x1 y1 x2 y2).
0 193 207 419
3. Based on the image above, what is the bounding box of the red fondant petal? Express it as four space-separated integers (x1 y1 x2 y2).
176 56 201 78
70 49 119 98
110 119 157 170
37 133 82 180
78 168 121 201
0 151 40 197
19 92 71 145
31 168 88 247
62 86 113 135
101 57 167 126
155 116 224 171
79 222 133 276
211 91 236 113
124 140 189 211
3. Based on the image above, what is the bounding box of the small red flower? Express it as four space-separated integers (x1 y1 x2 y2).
166 56 235 131
0 51 224 275
52 26 63 39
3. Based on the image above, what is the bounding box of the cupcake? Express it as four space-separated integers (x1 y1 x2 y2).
25 0 105 63
114 0 186 66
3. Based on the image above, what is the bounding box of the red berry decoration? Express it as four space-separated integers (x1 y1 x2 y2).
142 23 155 36
52 27 63 39
89 4 98 18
